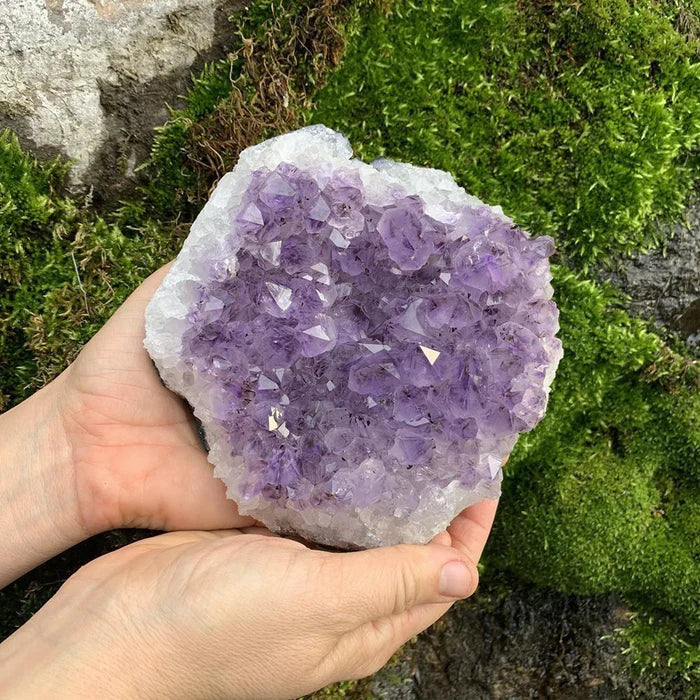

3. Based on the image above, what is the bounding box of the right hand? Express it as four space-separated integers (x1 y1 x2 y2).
0 504 495 699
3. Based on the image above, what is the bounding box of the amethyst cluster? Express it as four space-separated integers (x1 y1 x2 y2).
144 126 562 548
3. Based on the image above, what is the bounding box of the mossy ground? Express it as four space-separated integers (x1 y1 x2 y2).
1 0 699 694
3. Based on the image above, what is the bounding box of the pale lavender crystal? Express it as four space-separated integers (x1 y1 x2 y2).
144 126 563 549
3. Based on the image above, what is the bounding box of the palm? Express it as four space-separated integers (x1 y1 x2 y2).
61 266 254 534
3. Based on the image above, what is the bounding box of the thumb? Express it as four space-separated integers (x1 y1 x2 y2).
320 543 478 627
77 263 174 364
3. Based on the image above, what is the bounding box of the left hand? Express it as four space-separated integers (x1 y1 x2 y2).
0 265 254 586
59 264 255 535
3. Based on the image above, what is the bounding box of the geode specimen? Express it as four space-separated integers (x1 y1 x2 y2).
144 125 562 548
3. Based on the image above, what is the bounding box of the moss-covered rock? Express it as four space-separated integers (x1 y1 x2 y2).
1 0 698 690
310 0 700 268
308 0 700 684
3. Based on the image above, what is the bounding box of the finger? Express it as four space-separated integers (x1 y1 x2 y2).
104 262 173 334
135 528 240 545
237 526 283 537
446 498 499 564
117 527 276 552
368 599 452 652
430 530 452 547
318 543 478 628
108 440 256 532
392 599 453 642
117 263 173 318
77 263 174 369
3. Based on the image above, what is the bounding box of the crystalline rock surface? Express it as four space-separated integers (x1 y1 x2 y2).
144 125 563 549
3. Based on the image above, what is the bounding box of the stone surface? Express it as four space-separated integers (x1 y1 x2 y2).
0 0 242 199
367 580 683 700
600 198 700 352
144 126 562 549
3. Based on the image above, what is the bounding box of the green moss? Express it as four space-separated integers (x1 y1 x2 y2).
481 270 699 644
309 0 700 268
135 0 380 220
306 678 372 699
0 130 184 406
0 131 70 283
617 612 700 687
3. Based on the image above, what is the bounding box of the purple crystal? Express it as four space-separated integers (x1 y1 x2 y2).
145 126 563 548
181 160 560 503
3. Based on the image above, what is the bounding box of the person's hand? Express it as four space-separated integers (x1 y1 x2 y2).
0 501 496 699
59 265 255 536
0 265 254 586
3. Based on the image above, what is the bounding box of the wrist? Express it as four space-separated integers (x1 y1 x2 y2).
0 370 91 586
0 588 166 699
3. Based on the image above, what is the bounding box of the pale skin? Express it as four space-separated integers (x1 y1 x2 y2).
0 266 499 699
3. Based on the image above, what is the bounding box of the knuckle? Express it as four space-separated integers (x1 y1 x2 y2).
307 555 354 625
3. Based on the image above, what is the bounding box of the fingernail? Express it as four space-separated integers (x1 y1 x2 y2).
439 560 471 599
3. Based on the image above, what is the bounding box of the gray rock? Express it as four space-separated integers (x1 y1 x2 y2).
0 0 243 201
600 199 700 351
369 579 685 699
